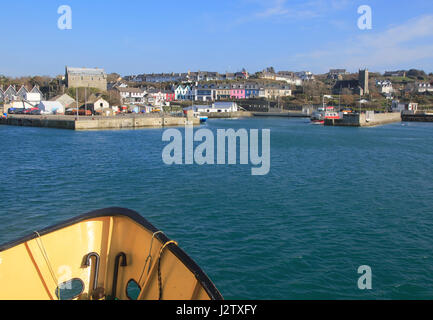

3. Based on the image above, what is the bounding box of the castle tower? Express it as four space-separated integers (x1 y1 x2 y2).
359 69 369 95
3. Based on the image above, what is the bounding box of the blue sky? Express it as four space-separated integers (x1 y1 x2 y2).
1 0 433 77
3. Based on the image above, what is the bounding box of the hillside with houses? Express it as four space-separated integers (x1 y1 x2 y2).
2 67 433 116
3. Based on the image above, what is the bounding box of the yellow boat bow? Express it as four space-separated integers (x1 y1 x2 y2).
0 207 223 300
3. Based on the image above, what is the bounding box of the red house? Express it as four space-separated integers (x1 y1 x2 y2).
162 90 175 102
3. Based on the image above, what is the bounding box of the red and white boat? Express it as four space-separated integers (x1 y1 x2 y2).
324 106 342 120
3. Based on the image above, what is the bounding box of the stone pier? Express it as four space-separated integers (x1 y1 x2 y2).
325 112 402 127
0 114 199 130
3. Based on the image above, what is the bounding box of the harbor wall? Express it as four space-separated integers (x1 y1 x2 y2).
75 116 197 130
200 111 253 118
402 114 433 122
0 114 199 130
198 110 306 118
253 111 306 117
360 112 402 127
325 112 401 127
0 115 76 129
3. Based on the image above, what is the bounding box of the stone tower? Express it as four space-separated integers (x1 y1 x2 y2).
359 69 369 95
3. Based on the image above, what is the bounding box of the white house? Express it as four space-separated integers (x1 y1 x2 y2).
376 80 394 95
279 87 292 97
146 90 168 107
183 102 239 114
88 96 110 112
16 85 29 100
417 82 433 93
3 85 17 101
174 85 193 100
30 85 44 100
277 75 302 86
295 71 315 81
116 87 146 104
212 102 238 112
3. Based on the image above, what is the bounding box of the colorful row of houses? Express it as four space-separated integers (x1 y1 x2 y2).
112 82 293 106
174 83 292 102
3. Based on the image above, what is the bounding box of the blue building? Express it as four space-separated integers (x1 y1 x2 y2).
245 83 260 99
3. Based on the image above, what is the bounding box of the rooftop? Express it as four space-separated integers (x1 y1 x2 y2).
66 67 106 76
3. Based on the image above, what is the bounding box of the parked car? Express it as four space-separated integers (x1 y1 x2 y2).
8 108 25 114
30 108 41 115
23 108 40 115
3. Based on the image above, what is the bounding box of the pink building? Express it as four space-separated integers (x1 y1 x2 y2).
230 85 245 99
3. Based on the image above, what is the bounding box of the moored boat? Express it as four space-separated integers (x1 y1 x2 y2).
324 111 342 120
0 207 223 300
198 116 208 123
310 109 325 124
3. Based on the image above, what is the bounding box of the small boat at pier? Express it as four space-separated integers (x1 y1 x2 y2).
310 108 325 124
198 116 208 123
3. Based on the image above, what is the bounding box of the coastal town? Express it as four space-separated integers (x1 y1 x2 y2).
3 0 433 304
1 66 433 129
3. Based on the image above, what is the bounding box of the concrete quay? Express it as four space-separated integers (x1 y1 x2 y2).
0 114 200 130
252 111 307 117
200 111 253 118
401 114 433 122
325 112 402 127
199 111 307 118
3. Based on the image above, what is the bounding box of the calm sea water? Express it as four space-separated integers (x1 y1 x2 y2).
1 118 433 300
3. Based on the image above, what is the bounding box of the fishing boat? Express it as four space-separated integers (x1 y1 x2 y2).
310 108 325 124
323 106 342 120
0 207 223 300
324 111 342 120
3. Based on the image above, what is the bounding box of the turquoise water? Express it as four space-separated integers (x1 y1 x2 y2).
1 118 433 299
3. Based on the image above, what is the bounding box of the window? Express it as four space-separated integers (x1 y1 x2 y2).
55 279 85 300
126 279 141 300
